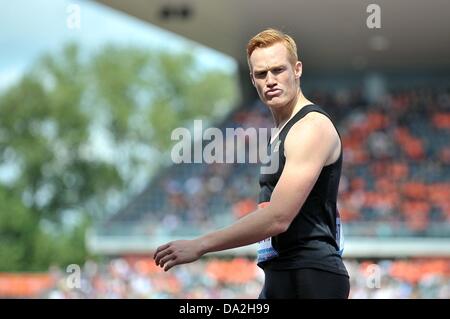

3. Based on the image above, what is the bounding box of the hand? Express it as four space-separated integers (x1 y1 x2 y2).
153 239 203 271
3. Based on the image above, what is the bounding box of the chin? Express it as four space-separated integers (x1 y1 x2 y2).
266 97 287 108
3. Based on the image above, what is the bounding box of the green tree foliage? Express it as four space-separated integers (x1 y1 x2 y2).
0 43 238 271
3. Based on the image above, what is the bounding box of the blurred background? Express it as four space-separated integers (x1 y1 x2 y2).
0 0 449 299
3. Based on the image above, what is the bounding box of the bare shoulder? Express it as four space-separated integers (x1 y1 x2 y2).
284 111 340 165
286 111 338 144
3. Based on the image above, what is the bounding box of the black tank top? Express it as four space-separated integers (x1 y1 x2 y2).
258 104 348 276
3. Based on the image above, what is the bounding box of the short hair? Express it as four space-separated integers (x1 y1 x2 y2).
247 28 299 70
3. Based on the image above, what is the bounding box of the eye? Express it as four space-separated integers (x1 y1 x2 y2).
273 67 284 74
254 71 267 79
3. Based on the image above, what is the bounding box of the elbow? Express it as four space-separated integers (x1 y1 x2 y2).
270 218 291 236
265 205 293 236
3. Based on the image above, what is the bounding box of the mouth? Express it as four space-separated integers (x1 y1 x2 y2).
265 89 282 98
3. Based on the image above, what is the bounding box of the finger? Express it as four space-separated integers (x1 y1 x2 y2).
159 254 176 268
164 258 179 272
154 242 172 264
155 248 172 266
153 243 171 259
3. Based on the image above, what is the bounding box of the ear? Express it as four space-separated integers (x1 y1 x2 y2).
294 61 302 79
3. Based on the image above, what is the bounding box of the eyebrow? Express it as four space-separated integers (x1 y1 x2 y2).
253 64 285 74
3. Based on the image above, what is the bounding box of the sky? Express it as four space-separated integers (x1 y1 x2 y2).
0 0 237 91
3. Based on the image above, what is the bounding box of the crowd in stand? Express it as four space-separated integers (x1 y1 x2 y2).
40 257 449 299
336 88 450 236
134 87 450 237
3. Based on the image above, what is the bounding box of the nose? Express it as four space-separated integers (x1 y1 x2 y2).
266 71 277 87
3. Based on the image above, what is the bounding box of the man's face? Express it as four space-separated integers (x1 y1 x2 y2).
249 42 301 109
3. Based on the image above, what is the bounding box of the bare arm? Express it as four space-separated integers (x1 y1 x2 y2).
154 113 340 271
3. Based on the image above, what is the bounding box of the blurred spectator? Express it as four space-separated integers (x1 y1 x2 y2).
26 257 448 299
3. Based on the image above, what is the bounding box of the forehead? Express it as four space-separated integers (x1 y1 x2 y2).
249 42 291 71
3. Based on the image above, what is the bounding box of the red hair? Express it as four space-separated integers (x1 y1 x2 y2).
247 28 298 69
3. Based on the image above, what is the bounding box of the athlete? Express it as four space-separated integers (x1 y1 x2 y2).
154 28 350 298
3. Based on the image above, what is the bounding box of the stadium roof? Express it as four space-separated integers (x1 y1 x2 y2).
96 0 450 72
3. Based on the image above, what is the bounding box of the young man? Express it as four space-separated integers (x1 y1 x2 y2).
154 28 350 299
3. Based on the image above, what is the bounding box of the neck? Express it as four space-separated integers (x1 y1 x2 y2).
272 89 312 128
